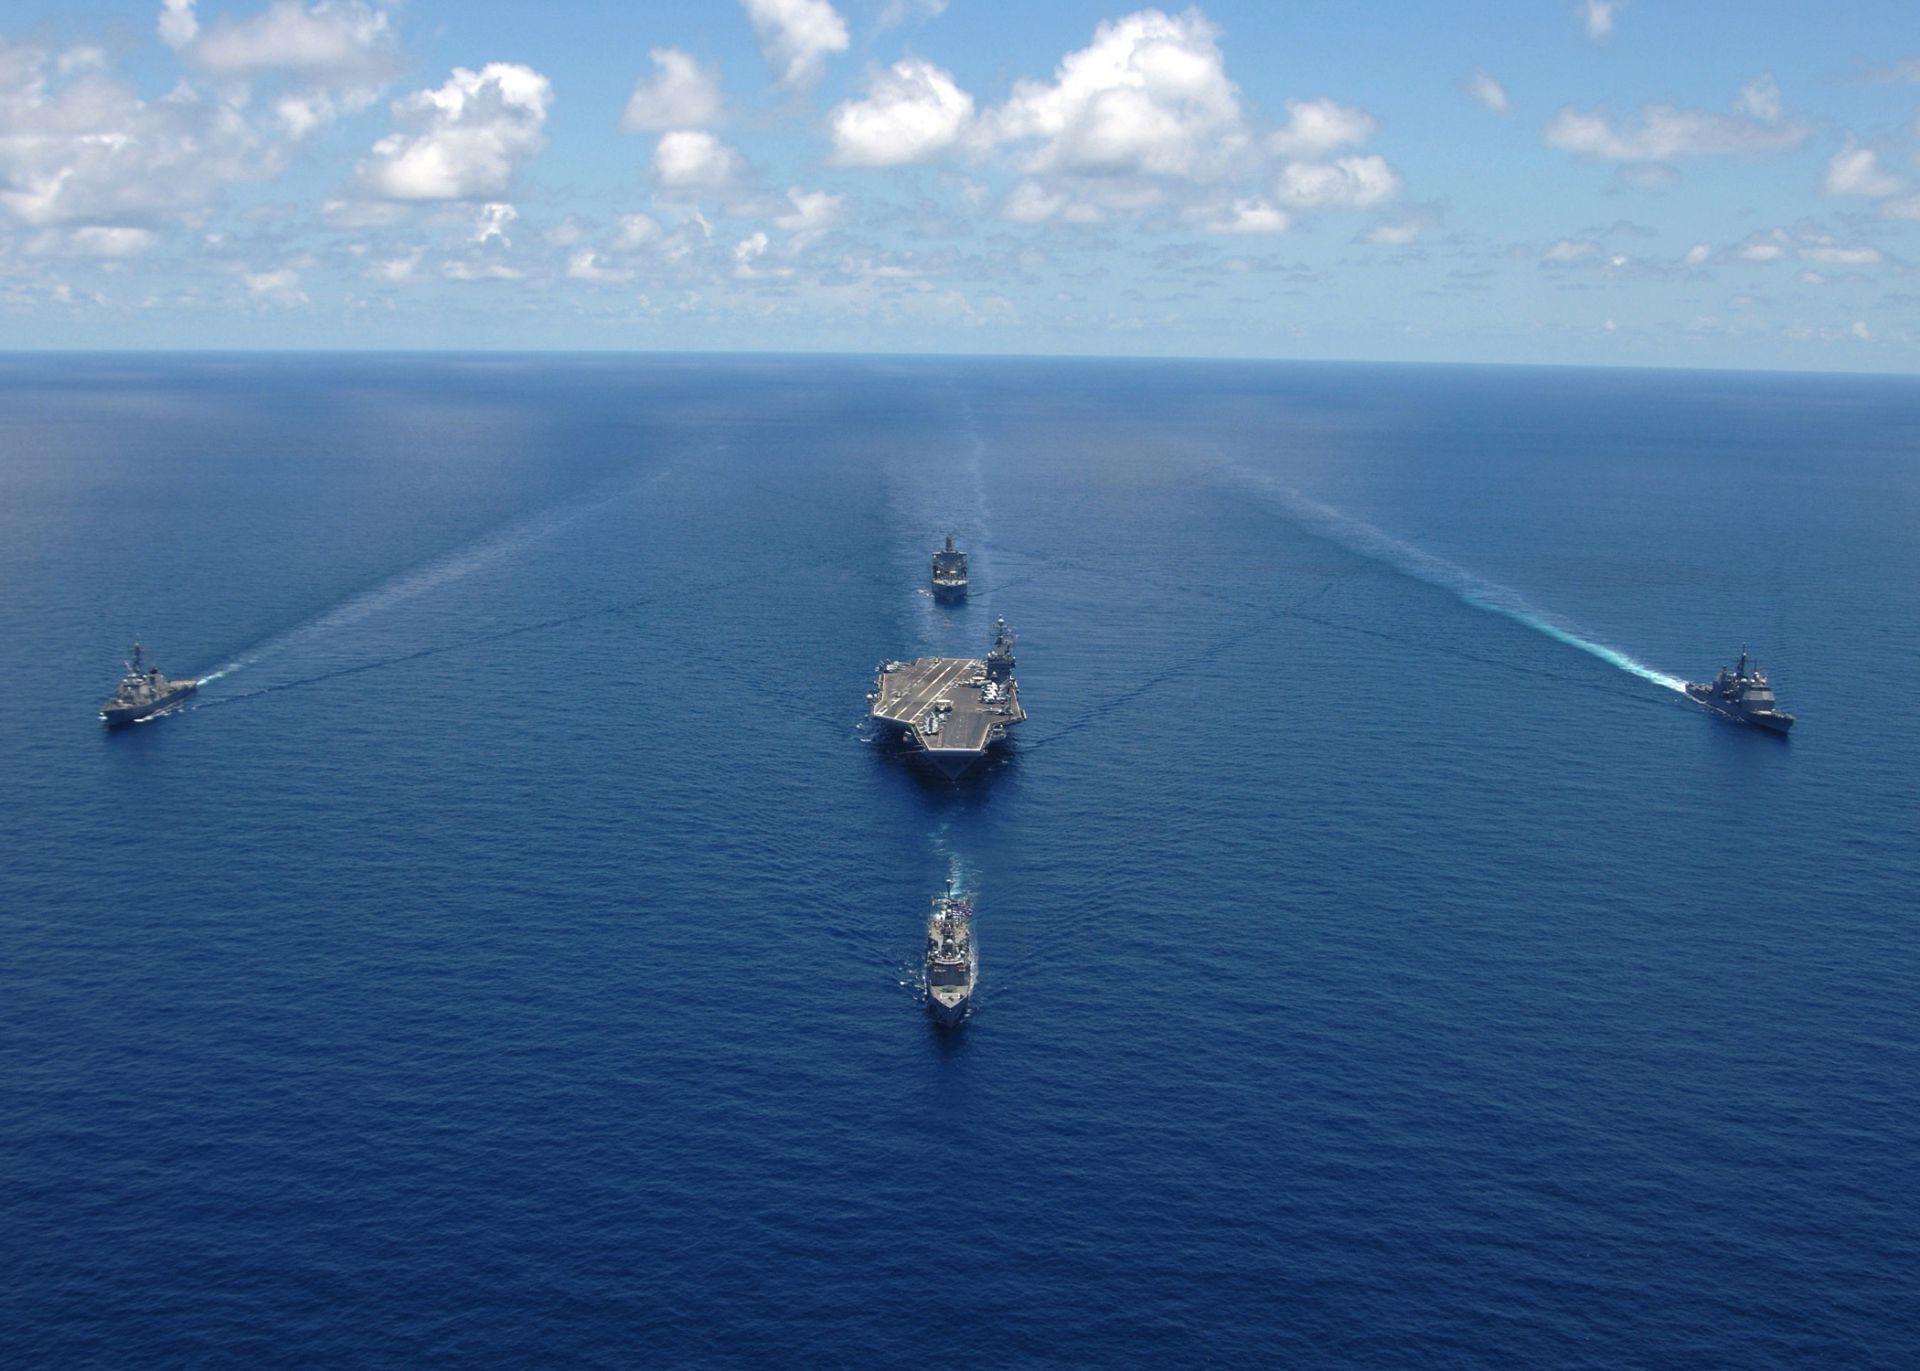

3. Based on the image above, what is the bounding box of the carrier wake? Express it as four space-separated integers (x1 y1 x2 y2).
1246 477 1687 693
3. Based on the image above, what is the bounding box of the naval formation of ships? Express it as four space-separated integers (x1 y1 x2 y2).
101 532 1799 1028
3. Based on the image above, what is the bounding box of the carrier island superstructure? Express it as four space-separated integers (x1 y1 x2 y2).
869 618 1025 778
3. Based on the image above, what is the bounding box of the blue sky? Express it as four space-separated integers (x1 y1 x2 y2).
2 0 1918 368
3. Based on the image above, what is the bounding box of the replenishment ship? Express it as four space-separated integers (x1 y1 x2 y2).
869 618 1025 778
99 643 198 726
930 535 968 602
925 882 977 1025
1685 648 1794 734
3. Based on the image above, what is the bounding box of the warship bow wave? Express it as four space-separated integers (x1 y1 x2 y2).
868 617 1025 778
100 643 198 726
931 534 968 601
925 882 976 1025
1685 648 1794 734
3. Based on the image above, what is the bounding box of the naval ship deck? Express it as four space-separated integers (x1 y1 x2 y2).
870 656 1025 758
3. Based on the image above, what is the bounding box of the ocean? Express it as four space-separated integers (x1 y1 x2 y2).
1 354 1915 1368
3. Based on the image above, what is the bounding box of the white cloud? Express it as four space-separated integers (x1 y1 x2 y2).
472 201 516 245
1736 73 1781 122
367 250 418 281
158 0 199 48
1684 242 1711 266
27 225 160 256
622 48 722 132
442 260 523 281
1363 220 1421 245
1545 103 1811 161
1800 243 1883 266
1543 238 1599 263
244 266 307 304
740 0 849 90
1583 0 1618 42
1195 197 1289 234
0 38 272 227
567 250 634 283
1824 144 1901 198
177 0 396 80
1850 320 1871 340
1267 97 1375 159
358 63 552 200
773 187 843 235
652 130 743 189
984 10 1252 181
614 213 661 249
1881 194 1920 220
829 58 974 167
1002 180 1066 223
1275 155 1399 211
1465 70 1508 115
1735 231 1787 262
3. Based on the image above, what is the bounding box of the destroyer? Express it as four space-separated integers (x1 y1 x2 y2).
930 535 969 602
100 643 198 726
925 882 977 1025
1685 648 1794 734
869 617 1025 779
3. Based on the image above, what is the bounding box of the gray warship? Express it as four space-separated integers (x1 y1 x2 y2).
1685 648 1794 734
930 535 968 602
869 617 1025 779
925 882 976 1025
100 643 198 726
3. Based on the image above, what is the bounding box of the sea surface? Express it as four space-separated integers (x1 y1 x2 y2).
1 354 1915 1368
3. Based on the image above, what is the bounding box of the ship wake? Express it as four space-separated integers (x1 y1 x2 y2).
1240 474 1687 693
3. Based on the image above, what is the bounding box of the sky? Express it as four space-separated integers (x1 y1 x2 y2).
2 0 1919 369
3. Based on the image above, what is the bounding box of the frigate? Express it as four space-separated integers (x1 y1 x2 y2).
100 643 198 726
925 882 976 1025
930 535 968 602
868 617 1025 778
1685 648 1794 734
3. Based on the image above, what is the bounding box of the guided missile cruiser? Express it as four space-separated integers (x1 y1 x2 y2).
100 643 198 726
1685 647 1794 734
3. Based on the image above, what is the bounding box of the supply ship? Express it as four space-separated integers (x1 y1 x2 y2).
869 618 1025 778
100 643 197 726
930 535 968 601
1685 648 1794 734
925 882 977 1025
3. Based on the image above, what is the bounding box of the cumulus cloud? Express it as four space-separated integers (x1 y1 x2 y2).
773 186 843 236
1683 243 1711 266
0 37 272 227
1824 143 1901 198
1583 0 1618 42
1801 243 1882 266
1194 197 1288 234
357 63 552 200
1465 70 1508 114
829 58 974 167
566 250 634 283
652 130 743 189
1736 73 1782 122
1362 220 1421 245
1545 102 1812 161
171 0 396 80
740 0 849 90
614 213 661 249
622 48 722 132
243 266 307 304
1543 238 1599 263
984 10 1252 181
1274 155 1399 211
471 201 515 245
28 225 159 256
1267 97 1375 159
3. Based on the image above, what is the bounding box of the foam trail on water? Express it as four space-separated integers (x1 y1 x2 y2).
1248 477 1687 693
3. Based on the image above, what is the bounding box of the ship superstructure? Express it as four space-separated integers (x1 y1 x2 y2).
1685 648 1794 734
99 643 198 726
869 617 1025 778
924 882 977 1025
930 535 969 602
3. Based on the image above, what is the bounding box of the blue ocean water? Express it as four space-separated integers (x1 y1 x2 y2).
1 354 1915 1368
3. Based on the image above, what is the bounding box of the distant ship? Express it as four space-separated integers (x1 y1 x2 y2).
869 617 1025 779
100 643 197 726
930 535 968 602
925 882 976 1025
1685 648 1794 734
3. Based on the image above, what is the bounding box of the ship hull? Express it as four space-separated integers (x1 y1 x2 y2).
931 580 968 602
1684 687 1793 734
927 987 972 1024
100 681 197 726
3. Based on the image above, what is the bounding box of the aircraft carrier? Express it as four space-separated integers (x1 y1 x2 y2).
869 618 1025 778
